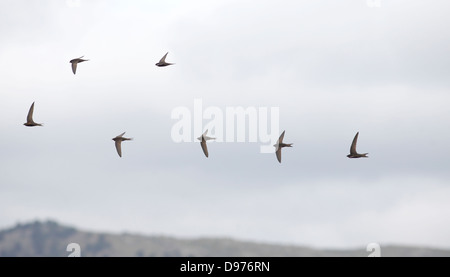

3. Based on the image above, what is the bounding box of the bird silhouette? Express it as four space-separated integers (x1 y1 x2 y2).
347 132 368 158
70 56 89 74
112 132 133 158
23 102 43 127
274 130 292 163
155 52 174 67
197 129 215 158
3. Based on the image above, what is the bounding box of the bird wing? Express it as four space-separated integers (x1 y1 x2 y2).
159 52 168 63
71 62 77 74
350 132 359 155
278 130 285 144
27 102 35 123
115 140 123 157
117 132 126 138
276 147 282 163
200 139 209 158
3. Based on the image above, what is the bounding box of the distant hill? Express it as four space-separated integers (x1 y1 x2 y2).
0 220 448 257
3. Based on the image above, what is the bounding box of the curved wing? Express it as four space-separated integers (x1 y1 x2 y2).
27 102 35 123
277 130 285 144
115 141 123 157
276 147 282 163
200 139 209 158
117 132 126 138
159 52 168 63
350 132 359 155
71 62 77 74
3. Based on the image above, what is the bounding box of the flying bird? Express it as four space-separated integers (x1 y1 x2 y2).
23 102 43 127
274 130 292 163
197 129 215 158
112 132 133 158
70 56 89 74
155 52 174 67
347 132 368 158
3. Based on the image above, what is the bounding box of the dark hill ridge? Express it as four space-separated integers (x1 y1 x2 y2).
0 220 448 257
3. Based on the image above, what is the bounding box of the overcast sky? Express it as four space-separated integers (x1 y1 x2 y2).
1 0 450 250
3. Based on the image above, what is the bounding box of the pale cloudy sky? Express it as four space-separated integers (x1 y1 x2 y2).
1 0 450 250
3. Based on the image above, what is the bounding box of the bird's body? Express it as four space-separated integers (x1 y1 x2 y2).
70 56 89 74
23 102 43 127
155 52 174 67
112 132 133 158
197 130 215 158
347 132 368 158
274 130 292 163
